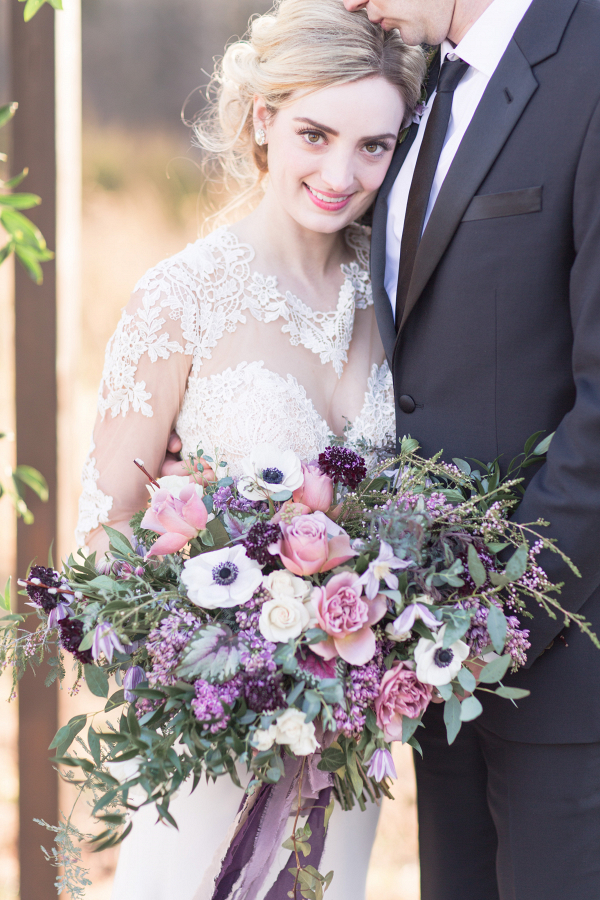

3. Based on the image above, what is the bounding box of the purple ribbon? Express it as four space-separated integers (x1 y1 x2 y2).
210 752 333 900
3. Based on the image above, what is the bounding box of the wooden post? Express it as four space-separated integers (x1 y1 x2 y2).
11 3 59 897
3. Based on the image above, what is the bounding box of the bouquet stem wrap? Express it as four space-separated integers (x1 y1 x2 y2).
203 752 332 900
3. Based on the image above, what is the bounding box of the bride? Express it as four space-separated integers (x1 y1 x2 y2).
76 1 424 897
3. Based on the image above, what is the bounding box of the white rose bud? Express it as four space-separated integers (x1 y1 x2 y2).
251 726 277 752
274 709 318 756
263 570 311 603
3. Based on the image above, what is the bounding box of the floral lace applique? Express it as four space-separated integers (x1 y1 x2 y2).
75 439 113 548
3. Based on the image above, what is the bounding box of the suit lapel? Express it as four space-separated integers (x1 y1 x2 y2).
396 40 537 335
392 0 579 339
371 50 441 363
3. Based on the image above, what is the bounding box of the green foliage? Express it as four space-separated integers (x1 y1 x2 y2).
0 432 49 522
0 102 54 283
18 0 63 23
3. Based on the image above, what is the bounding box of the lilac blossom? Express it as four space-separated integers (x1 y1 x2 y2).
460 599 531 669
124 665 146 702
367 748 397 782
359 541 412 600
92 623 126 664
192 675 243 733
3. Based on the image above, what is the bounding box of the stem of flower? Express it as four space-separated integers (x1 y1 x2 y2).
133 458 160 488
291 756 306 900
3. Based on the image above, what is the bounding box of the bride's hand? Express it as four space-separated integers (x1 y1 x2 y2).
159 431 217 485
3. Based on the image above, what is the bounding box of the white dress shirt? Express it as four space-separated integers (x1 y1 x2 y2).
384 0 535 315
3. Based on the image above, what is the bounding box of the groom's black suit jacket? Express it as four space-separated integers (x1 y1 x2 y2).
371 0 600 743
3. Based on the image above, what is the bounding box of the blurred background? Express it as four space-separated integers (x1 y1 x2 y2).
0 0 420 897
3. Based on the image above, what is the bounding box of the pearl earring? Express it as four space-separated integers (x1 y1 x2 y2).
255 128 267 147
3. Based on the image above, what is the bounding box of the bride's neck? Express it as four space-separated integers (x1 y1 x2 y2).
232 189 349 284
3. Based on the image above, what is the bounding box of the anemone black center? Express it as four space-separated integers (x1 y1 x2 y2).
434 647 454 668
212 562 239 586
261 467 284 484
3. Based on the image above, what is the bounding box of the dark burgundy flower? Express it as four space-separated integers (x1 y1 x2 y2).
26 565 63 613
242 671 286 714
318 446 367 490
243 522 281 566
59 617 93 664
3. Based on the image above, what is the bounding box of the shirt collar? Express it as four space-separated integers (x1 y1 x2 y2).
443 0 535 79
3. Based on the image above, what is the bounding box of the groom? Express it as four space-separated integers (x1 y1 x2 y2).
343 0 600 897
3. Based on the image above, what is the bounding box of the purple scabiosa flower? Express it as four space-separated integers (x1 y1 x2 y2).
192 675 243 733
318 446 367 490
123 665 146 702
367 748 397 782
58 617 93 664
243 521 282 567
24 566 64 613
359 541 413 600
242 671 286 714
92 622 126 665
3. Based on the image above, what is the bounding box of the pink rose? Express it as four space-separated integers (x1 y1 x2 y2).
311 572 387 666
293 463 334 513
141 483 208 556
375 661 433 742
276 514 355 576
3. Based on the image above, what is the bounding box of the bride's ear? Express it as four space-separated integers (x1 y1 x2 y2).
253 95 269 144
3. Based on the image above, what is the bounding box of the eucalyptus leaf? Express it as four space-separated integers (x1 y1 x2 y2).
459 695 483 722
401 715 422 744
477 654 512 684
533 433 554 456
443 694 461 745
457 667 477 693
505 545 528 583
84 664 110 698
487 605 508 654
467 544 487 588
494 686 530 700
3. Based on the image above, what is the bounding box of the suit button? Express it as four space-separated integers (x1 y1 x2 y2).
399 394 417 414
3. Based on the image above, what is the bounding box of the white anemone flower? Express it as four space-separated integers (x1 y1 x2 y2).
181 545 262 609
414 625 470 686
237 443 304 501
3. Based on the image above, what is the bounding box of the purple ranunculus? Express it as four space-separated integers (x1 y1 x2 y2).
123 665 146 702
92 622 126 665
367 748 397 782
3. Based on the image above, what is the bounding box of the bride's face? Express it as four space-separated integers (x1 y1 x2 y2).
255 77 405 235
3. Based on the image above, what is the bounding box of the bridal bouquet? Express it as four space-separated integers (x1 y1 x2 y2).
2 436 592 899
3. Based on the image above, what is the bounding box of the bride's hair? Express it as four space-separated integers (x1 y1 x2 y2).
194 0 426 222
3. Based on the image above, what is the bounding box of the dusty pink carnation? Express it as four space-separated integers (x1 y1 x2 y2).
312 571 386 666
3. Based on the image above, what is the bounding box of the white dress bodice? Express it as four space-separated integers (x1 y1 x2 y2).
76 224 394 546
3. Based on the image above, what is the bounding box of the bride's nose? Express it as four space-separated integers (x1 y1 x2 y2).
319 148 356 195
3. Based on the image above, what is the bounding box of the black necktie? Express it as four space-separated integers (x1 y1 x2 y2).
395 56 470 328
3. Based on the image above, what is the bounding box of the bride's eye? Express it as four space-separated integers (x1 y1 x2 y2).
297 129 326 146
363 141 388 156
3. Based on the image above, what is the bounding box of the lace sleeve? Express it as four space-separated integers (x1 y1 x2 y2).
76 260 197 551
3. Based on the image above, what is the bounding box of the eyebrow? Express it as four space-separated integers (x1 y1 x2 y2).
293 117 396 142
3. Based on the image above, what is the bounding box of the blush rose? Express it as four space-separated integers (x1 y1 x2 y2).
276 513 355 576
375 661 433 742
311 571 387 666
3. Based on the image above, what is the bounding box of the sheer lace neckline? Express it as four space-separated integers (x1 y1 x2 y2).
215 224 372 377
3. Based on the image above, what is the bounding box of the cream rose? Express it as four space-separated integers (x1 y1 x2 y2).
251 726 277 752
273 709 318 756
263 570 311 603
259 594 311 643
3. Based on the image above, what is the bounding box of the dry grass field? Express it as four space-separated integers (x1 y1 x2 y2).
0 126 420 900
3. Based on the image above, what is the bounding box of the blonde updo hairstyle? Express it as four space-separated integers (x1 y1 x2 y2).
195 0 426 221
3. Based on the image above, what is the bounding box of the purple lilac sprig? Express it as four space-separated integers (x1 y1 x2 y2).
334 640 389 739
460 599 531 669
145 610 198 688
318 446 367 490
192 675 243 733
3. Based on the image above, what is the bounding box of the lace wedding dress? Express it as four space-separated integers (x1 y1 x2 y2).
76 223 395 900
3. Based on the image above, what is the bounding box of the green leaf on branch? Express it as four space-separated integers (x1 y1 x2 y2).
1 578 11 612
401 714 422 744
20 0 63 22
441 609 472 648
477 654 512 684
533 433 554 456
84 664 110 699
505 545 528 583
13 465 48 501
494 686 530 700
457 666 477 693
0 193 41 210
467 544 487 588
487 605 508 654
459 695 483 722
443 694 461 745
49 713 87 752
0 103 18 129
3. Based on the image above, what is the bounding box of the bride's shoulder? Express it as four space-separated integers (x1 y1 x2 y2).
344 222 371 271
131 225 254 300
